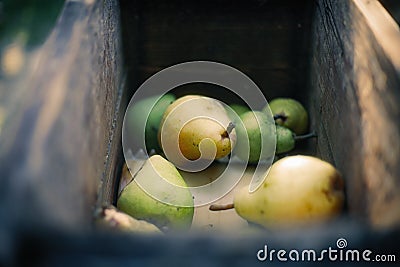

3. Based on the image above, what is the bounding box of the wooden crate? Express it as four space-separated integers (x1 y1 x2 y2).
310 0 400 228
0 0 124 231
0 0 399 265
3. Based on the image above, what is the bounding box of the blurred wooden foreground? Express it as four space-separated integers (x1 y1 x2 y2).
0 0 399 266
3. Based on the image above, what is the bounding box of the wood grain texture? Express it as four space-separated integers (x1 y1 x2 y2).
310 0 400 228
0 0 123 231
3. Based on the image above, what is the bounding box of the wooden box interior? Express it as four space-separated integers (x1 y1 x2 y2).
118 0 400 230
118 0 317 232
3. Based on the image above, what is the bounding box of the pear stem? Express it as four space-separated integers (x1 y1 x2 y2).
222 122 235 138
227 122 235 135
209 203 235 211
294 131 317 141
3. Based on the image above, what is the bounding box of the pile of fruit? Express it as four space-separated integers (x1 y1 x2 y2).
98 94 345 234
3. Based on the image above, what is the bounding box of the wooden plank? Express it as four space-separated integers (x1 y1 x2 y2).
0 0 123 230
379 0 400 27
310 0 400 228
9 217 400 266
354 0 400 72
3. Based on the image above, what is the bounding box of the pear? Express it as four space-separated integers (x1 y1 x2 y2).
275 125 316 154
234 111 276 164
265 98 308 135
275 125 295 154
126 93 176 152
225 104 250 129
158 95 236 165
117 155 194 232
227 104 250 120
233 155 344 228
97 206 162 234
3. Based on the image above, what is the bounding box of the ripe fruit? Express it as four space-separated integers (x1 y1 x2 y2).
234 155 344 228
275 125 295 154
227 104 250 119
276 125 316 154
234 111 276 164
266 98 308 135
126 93 176 152
158 95 236 167
210 156 345 229
117 155 194 232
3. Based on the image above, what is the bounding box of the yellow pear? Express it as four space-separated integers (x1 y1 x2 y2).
158 95 236 166
233 155 345 228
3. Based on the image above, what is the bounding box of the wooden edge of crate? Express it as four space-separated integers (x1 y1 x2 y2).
0 0 123 230
311 0 400 229
354 0 400 73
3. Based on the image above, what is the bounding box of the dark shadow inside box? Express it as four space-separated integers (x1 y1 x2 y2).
119 0 315 104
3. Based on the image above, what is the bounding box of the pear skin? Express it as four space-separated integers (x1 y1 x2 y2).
234 155 344 228
234 111 276 164
146 94 176 148
275 125 295 154
126 93 176 151
267 98 309 135
179 118 233 160
227 104 250 119
158 95 236 163
117 155 194 232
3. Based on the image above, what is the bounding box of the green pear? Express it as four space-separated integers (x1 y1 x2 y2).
275 125 295 154
225 104 250 131
234 111 276 164
97 206 162 234
126 93 176 152
227 104 250 120
233 155 344 228
117 155 194 232
158 95 236 163
265 98 308 135
276 125 317 154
